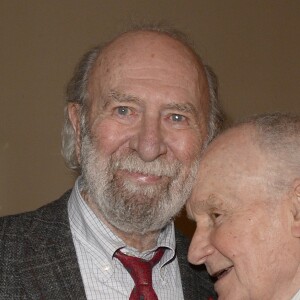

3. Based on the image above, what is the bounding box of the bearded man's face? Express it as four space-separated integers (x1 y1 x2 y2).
70 31 209 234
81 132 199 234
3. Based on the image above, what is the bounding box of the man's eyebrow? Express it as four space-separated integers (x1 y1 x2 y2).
164 102 198 116
103 90 141 108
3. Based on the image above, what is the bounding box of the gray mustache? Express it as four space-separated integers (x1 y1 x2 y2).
111 154 181 177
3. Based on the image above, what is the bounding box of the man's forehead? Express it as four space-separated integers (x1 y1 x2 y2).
200 127 265 171
196 155 270 198
189 172 270 218
98 31 202 71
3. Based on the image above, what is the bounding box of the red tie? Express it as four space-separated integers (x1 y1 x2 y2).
114 248 165 300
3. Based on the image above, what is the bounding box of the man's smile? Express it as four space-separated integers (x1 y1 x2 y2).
211 266 233 282
116 169 169 184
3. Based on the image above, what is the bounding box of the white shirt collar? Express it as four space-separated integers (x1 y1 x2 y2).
291 290 300 300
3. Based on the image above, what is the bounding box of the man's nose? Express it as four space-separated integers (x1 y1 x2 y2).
129 116 167 162
188 224 215 265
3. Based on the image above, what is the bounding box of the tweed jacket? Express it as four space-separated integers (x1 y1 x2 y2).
0 190 216 300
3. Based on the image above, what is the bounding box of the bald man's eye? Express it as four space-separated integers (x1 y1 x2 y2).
210 212 222 224
116 106 131 116
171 114 186 122
212 213 221 219
164 112 191 129
112 106 138 123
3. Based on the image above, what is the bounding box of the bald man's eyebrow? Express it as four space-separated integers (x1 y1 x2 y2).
103 90 142 108
192 194 224 214
164 102 197 117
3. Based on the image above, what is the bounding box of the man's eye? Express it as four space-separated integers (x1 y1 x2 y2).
212 213 221 219
116 106 131 116
210 212 222 222
171 114 186 122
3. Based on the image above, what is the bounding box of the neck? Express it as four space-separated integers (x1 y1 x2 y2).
84 194 160 252
107 224 160 252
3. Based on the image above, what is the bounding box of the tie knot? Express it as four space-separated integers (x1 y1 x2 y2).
114 248 165 300
115 247 165 269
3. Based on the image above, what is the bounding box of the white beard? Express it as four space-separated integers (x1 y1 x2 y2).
80 133 199 234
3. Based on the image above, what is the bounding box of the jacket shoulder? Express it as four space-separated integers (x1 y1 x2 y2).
0 190 72 299
0 190 71 237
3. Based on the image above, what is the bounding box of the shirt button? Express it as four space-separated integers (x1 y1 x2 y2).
103 265 110 271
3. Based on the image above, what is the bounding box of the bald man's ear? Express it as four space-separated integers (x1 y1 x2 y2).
291 179 300 238
68 103 82 164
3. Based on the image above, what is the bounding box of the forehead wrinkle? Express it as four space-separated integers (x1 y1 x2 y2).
123 70 197 88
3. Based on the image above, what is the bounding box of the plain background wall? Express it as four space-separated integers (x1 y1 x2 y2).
1 0 300 236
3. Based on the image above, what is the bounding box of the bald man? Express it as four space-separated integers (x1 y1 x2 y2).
188 113 300 300
1 25 222 299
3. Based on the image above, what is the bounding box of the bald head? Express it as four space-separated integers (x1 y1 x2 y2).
94 30 207 96
202 124 266 172
62 26 223 171
191 124 274 208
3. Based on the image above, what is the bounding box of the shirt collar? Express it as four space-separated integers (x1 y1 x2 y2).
68 177 176 269
291 290 300 300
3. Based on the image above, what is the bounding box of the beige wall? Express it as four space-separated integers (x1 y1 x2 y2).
1 0 300 236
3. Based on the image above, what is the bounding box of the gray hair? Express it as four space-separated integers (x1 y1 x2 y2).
61 24 224 171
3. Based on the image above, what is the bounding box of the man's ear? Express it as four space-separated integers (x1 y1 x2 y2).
68 103 82 164
291 179 300 238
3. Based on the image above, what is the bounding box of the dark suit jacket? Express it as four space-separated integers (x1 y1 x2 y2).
0 191 216 299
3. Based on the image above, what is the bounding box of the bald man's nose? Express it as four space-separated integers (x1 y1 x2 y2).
188 225 215 265
129 116 167 162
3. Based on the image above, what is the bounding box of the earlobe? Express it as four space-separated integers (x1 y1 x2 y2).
291 180 300 238
68 103 82 163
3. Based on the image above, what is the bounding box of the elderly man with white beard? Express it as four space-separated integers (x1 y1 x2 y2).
0 24 223 300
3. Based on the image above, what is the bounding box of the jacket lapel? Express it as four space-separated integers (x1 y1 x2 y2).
19 192 87 299
176 230 217 300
